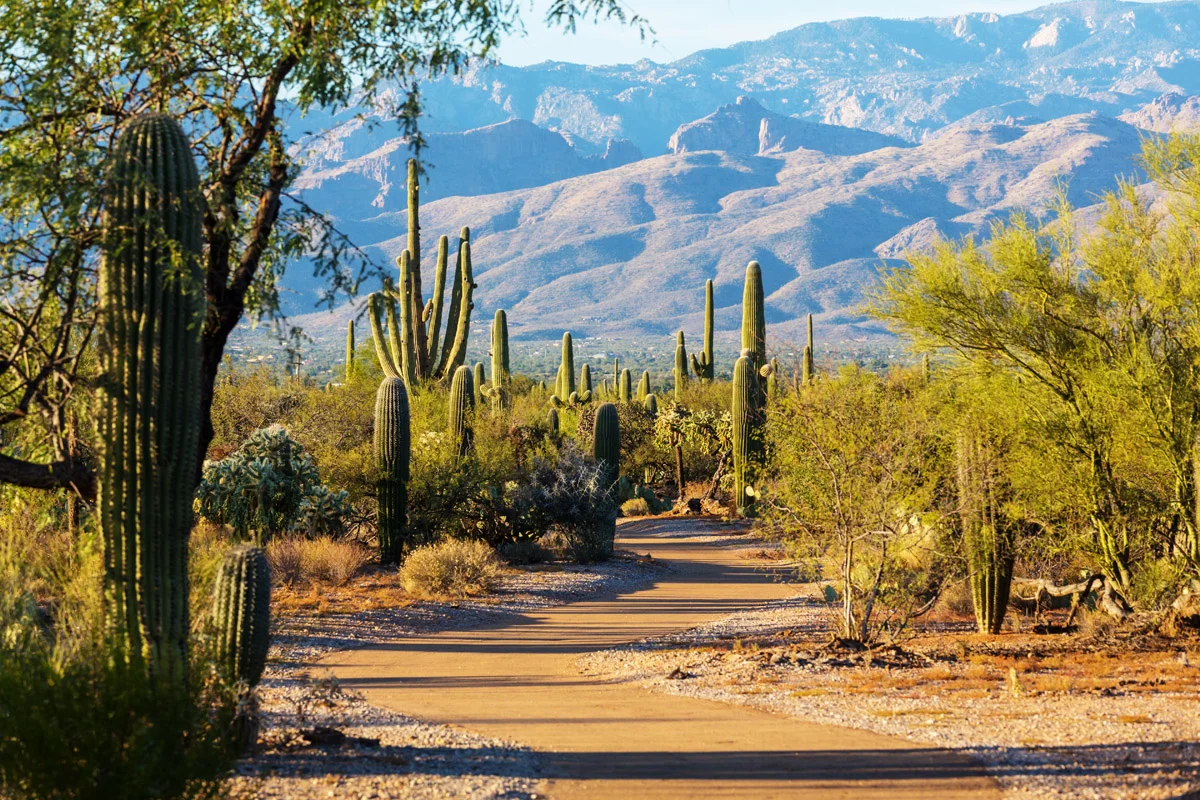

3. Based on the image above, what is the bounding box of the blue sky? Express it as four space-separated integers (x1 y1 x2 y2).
496 0 1177 66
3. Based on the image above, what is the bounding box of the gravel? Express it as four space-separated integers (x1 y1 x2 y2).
578 594 1200 800
229 552 665 800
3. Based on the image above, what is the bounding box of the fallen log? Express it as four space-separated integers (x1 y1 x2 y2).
1009 574 1131 624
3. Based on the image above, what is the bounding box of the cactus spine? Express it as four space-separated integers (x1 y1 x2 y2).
368 161 474 384
674 331 688 400
98 114 204 681
593 403 621 491
956 428 1016 635
619 368 632 404
212 545 271 686
691 279 715 382
374 377 411 564
741 262 766 374
448 365 475 457
732 353 762 517
346 320 356 381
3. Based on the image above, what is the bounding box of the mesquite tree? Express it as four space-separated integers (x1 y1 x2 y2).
0 0 649 500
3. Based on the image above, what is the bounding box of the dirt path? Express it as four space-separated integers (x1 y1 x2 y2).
321 519 1000 799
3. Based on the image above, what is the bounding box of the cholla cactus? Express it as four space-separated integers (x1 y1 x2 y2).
195 426 349 544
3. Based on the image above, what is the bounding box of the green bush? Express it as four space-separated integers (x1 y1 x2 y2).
399 538 504 599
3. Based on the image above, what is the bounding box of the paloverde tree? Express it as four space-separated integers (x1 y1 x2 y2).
0 0 649 498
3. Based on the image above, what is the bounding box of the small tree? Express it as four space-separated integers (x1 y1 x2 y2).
764 367 943 642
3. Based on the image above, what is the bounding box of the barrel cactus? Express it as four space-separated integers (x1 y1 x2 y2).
97 113 204 680
374 377 411 564
212 544 272 687
448 365 475 457
691 279 715 382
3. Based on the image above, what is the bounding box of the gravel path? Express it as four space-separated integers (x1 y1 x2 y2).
228 553 666 800
578 594 1200 800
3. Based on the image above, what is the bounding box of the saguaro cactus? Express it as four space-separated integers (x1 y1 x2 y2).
374 377 411 564
345 320 356 381
619 368 632 404
593 403 621 491
367 163 475 384
691 279 715 382
98 113 204 681
674 331 688 400
483 309 510 410
558 332 576 402
732 352 761 517
579 363 593 402
741 261 766 374
764 356 781 399
803 312 815 386
212 545 271 686
643 393 658 417
547 407 560 435
957 428 1016 635
448 365 475 456
473 362 486 406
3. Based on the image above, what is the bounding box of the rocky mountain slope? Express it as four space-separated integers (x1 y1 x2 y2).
290 110 1154 345
278 1 1200 344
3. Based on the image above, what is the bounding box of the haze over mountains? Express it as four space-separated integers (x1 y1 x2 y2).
282 0 1200 344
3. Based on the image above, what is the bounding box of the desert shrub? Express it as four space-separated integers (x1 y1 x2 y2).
512 444 618 563
399 538 504 599
195 425 350 543
621 498 651 517
208 366 304 461
266 536 372 586
575 401 666 486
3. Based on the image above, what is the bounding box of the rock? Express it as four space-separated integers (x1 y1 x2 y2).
1171 590 1200 628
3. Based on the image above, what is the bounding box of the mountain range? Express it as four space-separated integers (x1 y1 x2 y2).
277 0 1200 348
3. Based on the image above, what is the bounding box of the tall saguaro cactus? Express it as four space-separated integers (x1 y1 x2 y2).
741 261 766 374
674 331 688 399
557 332 576 403
212 545 271 687
691 279 715 382
580 363 593 401
374 377 411 564
732 352 762 517
346 320 356 381
448 365 475 457
367 160 475 384
956 428 1016 634
619 368 632 404
483 309 510 410
473 362 486 406
98 113 204 681
803 312 815 386
593 403 621 491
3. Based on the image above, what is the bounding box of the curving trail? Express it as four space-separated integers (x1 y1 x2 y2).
321 519 1000 799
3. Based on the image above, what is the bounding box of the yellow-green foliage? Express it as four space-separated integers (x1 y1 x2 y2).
266 536 372 587
399 538 503 599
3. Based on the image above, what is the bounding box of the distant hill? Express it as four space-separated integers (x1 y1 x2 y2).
290 111 1151 346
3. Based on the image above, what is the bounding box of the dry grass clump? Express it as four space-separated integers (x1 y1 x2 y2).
621 498 652 517
399 538 504 599
266 536 372 587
